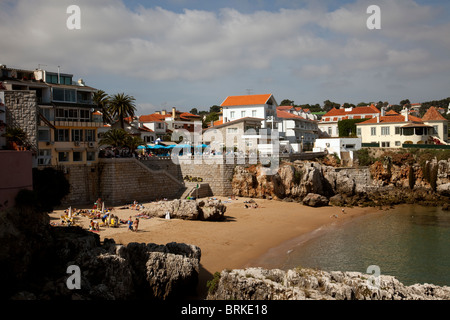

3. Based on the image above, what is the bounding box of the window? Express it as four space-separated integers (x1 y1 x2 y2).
53 88 76 102
227 128 238 133
395 141 401 146
85 129 95 142
381 142 390 148
433 125 439 135
56 108 79 121
395 127 400 135
241 111 246 118
87 152 96 162
38 129 51 142
328 127 332 135
55 129 69 142
38 149 52 165
371 127 376 136
72 129 83 142
230 111 235 119
73 152 83 162
252 110 257 117
357 128 361 136
58 152 69 162
40 108 54 121
381 127 390 135
79 109 90 122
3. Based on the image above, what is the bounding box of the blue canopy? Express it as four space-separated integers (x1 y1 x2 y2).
194 144 208 148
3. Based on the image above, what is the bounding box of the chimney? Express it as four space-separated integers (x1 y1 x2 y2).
155 111 161 115
172 107 176 120
376 114 380 123
381 107 385 117
161 110 166 115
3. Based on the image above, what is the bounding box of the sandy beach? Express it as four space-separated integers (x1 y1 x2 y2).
49 197 377 297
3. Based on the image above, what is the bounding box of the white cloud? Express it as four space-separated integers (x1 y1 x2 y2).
1 0 449 107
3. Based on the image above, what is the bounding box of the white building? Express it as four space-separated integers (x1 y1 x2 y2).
314 137 361 165
276 107 319 152
356 107 448 148
220 94 280 130
319 104 380 137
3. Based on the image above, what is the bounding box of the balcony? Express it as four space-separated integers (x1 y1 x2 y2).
53 120 103 128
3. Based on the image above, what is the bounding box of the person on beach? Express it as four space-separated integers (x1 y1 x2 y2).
134 218 139 232
127 216 133 231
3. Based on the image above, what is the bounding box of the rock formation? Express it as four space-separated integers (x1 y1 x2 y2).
231 159 450 208
207 267 450 300
139 199 226 221
0 206 201 300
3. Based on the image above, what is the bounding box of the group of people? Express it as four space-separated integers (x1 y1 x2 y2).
127 216 140 232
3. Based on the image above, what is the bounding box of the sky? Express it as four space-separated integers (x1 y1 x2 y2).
1 0 450 115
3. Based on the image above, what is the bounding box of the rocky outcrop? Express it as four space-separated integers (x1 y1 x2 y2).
140 199 226 221
231 159 450 208
207 267 450 300
0 206 201 300
302 193 329 207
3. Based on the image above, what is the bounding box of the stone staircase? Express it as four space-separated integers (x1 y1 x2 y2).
180 182 213 199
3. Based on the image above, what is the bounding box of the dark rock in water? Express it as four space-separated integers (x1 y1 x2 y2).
302 193 329 207
0 206 201 300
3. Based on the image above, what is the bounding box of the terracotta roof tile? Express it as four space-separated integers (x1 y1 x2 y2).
221 94 273 107
422 106 447 121
276 109 305 120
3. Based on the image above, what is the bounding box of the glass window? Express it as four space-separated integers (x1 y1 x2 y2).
72 129 83 141
87 151 95 162
227 128 238 133
85 129 95 142
381 142 390 148
58 152 69 162
371 127 376 136
252 110 257 117
38 149 52 165
395 127 400 135
53 88 65 101
433 125 438 134
55 129 69 142
381 127 390 135
357 128 361 136
241 111 246 118
38 129 50 141
73 152 83 162
230 111 235 119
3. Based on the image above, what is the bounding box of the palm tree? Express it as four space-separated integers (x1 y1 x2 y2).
124 135 144 152
108 93 137 129
99 128 129 148
93 90 112 124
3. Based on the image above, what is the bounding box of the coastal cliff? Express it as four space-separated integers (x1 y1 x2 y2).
0 205 201 300
231 157 450 208
207 267 450 300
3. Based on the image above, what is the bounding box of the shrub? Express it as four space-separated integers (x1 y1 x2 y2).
206 271 221 294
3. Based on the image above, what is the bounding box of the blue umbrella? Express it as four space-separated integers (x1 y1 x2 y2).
137 145 146 149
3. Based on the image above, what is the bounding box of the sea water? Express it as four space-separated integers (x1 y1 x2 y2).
276 205 450 286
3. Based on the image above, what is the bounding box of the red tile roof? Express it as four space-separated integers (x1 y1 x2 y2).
358 114 423 124
322 105 380 118
422 106 447 121
276 110 305 120
221 94 273 107
139 114 166 122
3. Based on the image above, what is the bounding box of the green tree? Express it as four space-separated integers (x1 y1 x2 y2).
190 108 198 115
203 112 219 128
323 100 340 112
99 128 129 148
108 93 137 129
124 135 144 151
93 90 112 124
280 99 294 106
209 105 221 113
